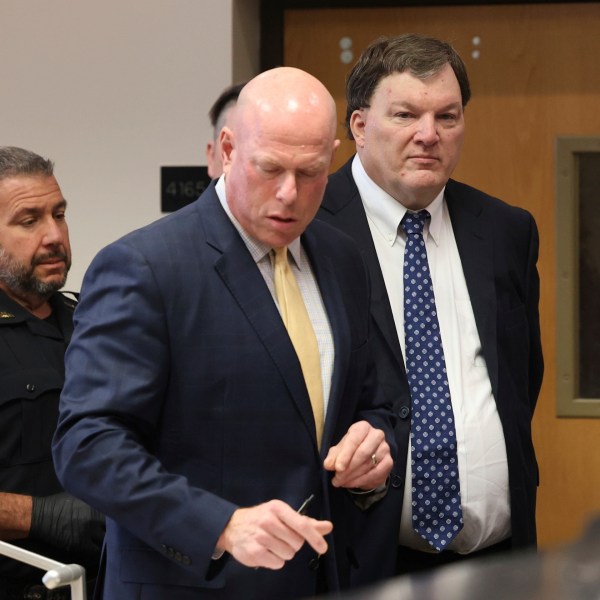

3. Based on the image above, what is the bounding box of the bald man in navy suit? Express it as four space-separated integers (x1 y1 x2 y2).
52 67 395 599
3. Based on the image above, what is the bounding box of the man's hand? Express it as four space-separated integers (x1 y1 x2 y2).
30 492 105 558
216 500 333 569
323 420 392 490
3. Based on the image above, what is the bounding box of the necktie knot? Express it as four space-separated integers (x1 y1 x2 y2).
274 246 287 260
401 210 429 236
273 246 288 267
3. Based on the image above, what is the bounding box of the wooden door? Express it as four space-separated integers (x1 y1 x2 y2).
284 3 600 548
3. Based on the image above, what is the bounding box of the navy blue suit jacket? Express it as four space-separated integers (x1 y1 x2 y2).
318 157 544 585
52 183 395 599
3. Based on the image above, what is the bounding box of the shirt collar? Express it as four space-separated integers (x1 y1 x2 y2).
215 176 303 267
0 289 71 339
352 154 446 246
421 190 445 246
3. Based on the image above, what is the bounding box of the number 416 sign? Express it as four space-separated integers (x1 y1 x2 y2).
161 166 211 212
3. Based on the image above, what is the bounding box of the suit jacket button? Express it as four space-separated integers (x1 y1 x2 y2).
26 383 36 392
308 557 320 571
175 551 182 562
391 474 403 488
182 555 191 566
397 406 410 420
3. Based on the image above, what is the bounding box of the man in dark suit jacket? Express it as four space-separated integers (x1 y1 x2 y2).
52 67 394 599
318 34 544 584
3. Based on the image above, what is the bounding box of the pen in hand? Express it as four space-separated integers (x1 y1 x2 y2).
297 494 314 516
297 494 324 561
254 494 317 570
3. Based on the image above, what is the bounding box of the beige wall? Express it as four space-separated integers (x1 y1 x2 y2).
0 0 260 290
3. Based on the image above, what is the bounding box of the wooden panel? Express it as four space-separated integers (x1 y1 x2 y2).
284 3 600 548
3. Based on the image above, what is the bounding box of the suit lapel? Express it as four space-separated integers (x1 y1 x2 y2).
446 181 499 398
301 227 351 453
197 190 320 449
323 160 404 370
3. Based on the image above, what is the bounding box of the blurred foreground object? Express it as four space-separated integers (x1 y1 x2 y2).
312 514 600 600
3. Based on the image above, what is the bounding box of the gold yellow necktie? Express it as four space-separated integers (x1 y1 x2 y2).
273 247 324 446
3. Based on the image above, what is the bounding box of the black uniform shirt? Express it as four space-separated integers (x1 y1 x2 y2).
0 289 76 580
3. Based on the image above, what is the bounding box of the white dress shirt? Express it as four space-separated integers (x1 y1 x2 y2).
352 155 511 553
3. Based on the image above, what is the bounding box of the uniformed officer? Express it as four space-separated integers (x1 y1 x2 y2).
0 147 104 599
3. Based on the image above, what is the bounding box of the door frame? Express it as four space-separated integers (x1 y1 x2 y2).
259 0 599 70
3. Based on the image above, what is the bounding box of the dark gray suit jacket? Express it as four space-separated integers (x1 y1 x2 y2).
318 157 544 585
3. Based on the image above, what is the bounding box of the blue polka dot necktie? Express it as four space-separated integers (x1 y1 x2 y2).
401 210 463 551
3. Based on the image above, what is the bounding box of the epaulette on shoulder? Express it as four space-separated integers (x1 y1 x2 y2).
60 290 80 309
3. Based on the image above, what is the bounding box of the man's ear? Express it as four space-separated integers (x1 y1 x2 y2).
349 110 367 148
331 138 341 162
220 127 234 169
206 140 216 179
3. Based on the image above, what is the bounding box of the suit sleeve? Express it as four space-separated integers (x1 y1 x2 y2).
525 212 544 415
355 322 398 461
340 245 397 460
52 240 236 579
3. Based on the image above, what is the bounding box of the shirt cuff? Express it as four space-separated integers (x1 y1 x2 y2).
349 478 389 510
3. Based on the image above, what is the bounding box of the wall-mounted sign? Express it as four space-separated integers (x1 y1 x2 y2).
161 166 211 212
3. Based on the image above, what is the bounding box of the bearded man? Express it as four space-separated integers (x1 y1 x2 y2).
0 146 103 600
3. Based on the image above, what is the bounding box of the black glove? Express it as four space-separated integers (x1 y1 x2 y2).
30 492 105 559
